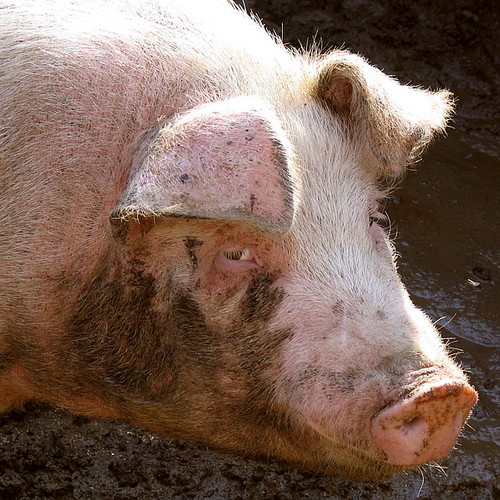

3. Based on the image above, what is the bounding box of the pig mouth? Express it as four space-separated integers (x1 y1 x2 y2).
314 438 407 480
298 410 407 479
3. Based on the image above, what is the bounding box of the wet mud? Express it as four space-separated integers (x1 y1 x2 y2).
1 0 499 498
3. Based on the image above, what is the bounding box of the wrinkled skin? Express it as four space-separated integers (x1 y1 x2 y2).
0 0 476 479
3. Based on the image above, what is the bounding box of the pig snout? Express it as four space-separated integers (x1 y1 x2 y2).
371 380 477 466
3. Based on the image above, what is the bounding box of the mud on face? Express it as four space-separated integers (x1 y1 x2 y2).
56 234 299 441
30 213 464 480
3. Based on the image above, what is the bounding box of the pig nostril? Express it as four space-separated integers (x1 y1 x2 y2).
404 417 424 430
402 416 427 436
405 416 418 426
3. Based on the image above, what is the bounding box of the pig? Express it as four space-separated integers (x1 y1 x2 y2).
0 0 476 480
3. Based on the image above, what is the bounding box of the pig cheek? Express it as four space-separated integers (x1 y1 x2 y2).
187 267 286 399
270 308 356 436
276 362 356 439
274 355 365 444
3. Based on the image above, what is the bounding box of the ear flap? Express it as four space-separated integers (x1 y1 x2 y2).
111 96 296 243
313 50 454 176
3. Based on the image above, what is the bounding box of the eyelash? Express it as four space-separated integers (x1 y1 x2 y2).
215 247 261 271
223 249 251 261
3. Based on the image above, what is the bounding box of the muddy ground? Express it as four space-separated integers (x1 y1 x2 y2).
0 0 499 499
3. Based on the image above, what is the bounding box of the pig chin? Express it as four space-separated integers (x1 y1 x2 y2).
312 440 406 480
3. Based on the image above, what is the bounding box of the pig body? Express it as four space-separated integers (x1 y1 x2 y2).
0 0 476 479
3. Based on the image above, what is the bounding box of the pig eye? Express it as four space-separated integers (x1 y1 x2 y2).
223 249 252 261
215 248 261 271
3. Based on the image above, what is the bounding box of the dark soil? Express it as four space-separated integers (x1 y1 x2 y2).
1 0 499 499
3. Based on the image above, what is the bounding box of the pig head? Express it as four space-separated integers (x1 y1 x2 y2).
0 1 476 480
104 54 474 478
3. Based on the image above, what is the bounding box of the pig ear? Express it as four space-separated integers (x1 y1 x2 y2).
313 51 454 176
110 96 296 242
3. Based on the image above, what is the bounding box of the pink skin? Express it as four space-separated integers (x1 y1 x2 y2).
2 89 475 472
267 280 477 468
263 166 477 469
